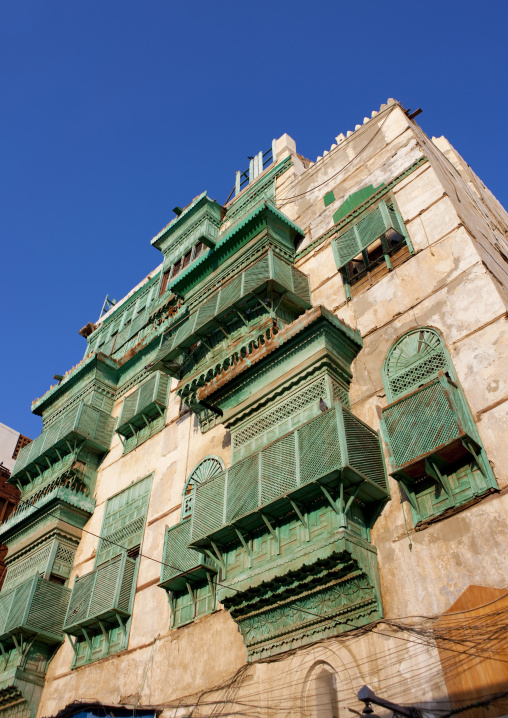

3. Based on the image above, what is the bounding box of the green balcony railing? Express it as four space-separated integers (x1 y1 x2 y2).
190 403 388 549
0 476 95 540
380 373 480 480
12 402 115 483
117 372 170 439
0 575 70 645
159 520 217 593
153 250 311 370
63 553 136 637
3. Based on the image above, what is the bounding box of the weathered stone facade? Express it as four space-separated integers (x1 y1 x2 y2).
3 99 508 718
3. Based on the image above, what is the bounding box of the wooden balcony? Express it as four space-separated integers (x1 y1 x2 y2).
190 403 388 550
152 250 311 373
116 372 170 439
11 402 115 485
159 520 217 593
0 575 70 645
64 553 136 637
379 373 481 481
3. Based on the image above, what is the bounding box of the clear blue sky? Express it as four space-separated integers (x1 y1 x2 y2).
2 0 507 438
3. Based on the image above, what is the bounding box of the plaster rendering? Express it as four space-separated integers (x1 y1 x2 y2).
2 99 508 718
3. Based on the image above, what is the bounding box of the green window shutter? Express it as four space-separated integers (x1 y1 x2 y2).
117 373 169 438
3 542 55 591
160 520 217 589
64 554 136 635
96 475 152 565
383 328 450 402
334 200 406 268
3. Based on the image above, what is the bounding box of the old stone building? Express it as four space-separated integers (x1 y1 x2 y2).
2 98 508 718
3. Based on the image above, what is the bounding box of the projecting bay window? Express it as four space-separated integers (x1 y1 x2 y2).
159 462 224 629
116 372 170 455
332 197 413 299
159 242 208 297
379 328 498 528
159 518 218 629
64 475 152 667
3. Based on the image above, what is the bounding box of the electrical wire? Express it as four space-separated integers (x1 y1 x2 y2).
9 490 508 672
274 109 392 207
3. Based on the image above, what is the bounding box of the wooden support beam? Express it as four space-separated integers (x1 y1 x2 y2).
234 527 253 567
98 620 110 649
396 475 419 512
259 512 280 554
233 307 249 327
462 439 487 479
210 541 226 574
425 458 454 503
82 627 93 651
66 634 78 656
116 614 127 639
0 641 8 669
345 485 361 513
289 499 310 541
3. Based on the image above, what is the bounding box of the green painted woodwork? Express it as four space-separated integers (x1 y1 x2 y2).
190 402 388 550
88 272 162 360
153 250 311 373
0 575 70 645
230 371 349 462
121 414 165 455
296 158 427 261
96 475 152 565
217 508 381 659
151 192 222 257
380 374 479 478
323 191 335 207
169 581 216 629
63 553 136 637
405 460 495 528
122 414 165 455
332 184 384 224
380 329 497 526
159 520 217 593
198 307 362 435
332 198 409 269
0 641 60 718
224 156 293 229
116 372 169 439
12 403 115 485
2 535 79 592
382 327 451 402
379 372 497 525
0 482 95 546
72 623 127 668
32 354 117 421
168 203 304 299
182 456 225 518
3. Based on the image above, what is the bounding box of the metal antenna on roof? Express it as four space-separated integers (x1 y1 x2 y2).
100 294 117 318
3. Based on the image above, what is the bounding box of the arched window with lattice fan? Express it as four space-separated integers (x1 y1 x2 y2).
382 327 453 402
182 456 225 519
380 327 497 527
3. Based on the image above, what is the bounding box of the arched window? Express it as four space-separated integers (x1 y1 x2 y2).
383 327 452 402
305 662 339 718
380 327 497 527
182 456 224 519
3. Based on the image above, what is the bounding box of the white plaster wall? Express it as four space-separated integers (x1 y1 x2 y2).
37 101 508 718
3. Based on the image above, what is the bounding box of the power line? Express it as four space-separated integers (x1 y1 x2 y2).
8 491 508 675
